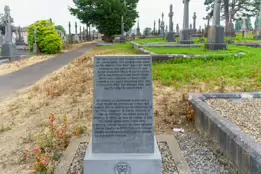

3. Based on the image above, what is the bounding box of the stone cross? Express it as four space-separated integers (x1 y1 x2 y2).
153 21 156 34
68 22 72 43
80 26 82 41
169 4 174 32
182 0 190 28
193 12 197 29
161 13 165 39
204 14 211 27
121 15 124 37
190 24 192 29
158 18 161 35
83 26 85 40
176 24 179 33
3 6 13 43
75 22 78 35
212 0 221 25
34 28 37 44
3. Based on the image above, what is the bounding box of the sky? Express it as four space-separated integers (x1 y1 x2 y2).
0 0 222 33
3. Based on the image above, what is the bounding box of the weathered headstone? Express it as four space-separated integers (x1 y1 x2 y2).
1 5 18 60
84 55 162 174
33 28 40 54
179 0 194 44
255 4 261 40
15 26 26 45
176 24 179 33
0 31 4 47
68 22 72 44
120 15 126 43
226 10 236 37
158 18 161 35
192 12 197 34
153 21 156 35
190 24 192 29
206 0 227 50
161 13 165 40
167 4 176 42
241 18 246 39
136 20 141 39
203 14 211 37
79 26 82 42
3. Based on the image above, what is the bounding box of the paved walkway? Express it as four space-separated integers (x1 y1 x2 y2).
0 43 96 100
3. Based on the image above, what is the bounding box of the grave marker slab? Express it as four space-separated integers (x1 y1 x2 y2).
84 55 162 174
167 4 176 42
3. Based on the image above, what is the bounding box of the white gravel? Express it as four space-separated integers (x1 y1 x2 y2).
207 98 261 144
67 142 179 174
175 127 237 174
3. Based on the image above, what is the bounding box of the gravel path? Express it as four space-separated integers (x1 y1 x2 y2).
207 98 261 144
175 127 237 174
67 142 179 174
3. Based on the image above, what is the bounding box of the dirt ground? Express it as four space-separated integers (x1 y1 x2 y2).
0 41 95 76
0 48 189 174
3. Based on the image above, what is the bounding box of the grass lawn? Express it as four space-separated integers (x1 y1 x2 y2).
145 45 242 55
134 38 176 44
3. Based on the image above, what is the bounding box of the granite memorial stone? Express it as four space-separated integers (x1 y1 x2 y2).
161 13 165 40
120 15 126 43
167 4 176 42
179 0 194 44
153 21 156 35
205 0 227 50
158 18 161 35
33 28 40 54
84 55 162 174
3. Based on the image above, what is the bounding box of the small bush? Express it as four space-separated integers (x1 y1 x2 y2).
27 20 63 54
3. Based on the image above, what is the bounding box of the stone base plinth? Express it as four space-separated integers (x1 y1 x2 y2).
120 36 126 43
254 35 261 40
179 29 194 44
84 137 162 174
33 43 40 54
1 43 18 59
167 32 176 42
205 43 227 50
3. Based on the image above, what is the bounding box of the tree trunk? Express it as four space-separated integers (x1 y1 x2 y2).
224 0 229 34
104 35 113 43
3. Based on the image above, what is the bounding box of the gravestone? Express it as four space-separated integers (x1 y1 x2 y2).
203 14 211 37
167 4 176 42
0 32 3 47
192 12 197 33
79 26 82 42
84 55 162 174
153 21 156 35
75 22 79 43
33 28 40 54
226 10 236 37
158 19 161 35
68 22 72 44
176 24 179 33
205 0 227 50
241 19 246 39
1 6 18 60
136 21 141 39
255 4 261 40
120 15 126 43
161 13 165 40
179 0 194 44
15 26 26 45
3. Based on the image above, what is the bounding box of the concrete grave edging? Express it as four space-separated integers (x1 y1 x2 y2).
130 41 246 62
189 92 261 174
55 135 192 174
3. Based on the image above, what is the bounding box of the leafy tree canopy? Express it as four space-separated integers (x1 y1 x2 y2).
143 27 152 36
204 0 260 20
55 25 66 34
69 0 139 42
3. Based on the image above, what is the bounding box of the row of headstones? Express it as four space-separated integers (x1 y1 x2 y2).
67 21 99 44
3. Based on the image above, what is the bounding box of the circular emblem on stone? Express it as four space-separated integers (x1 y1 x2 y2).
114 162 131 174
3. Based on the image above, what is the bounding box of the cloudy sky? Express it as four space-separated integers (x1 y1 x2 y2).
0 0 218 33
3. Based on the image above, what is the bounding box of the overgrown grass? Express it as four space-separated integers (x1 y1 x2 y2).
134 38 176 44
152 48 261 91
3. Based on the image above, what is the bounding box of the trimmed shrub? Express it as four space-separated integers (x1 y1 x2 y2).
27 20 63 54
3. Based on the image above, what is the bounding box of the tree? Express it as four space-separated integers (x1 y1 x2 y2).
143 27 152 36
69 0 139 42
55 25 66 34
255 16 259 29
204 0 260 23
246 16 252 30
27 20 62 54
